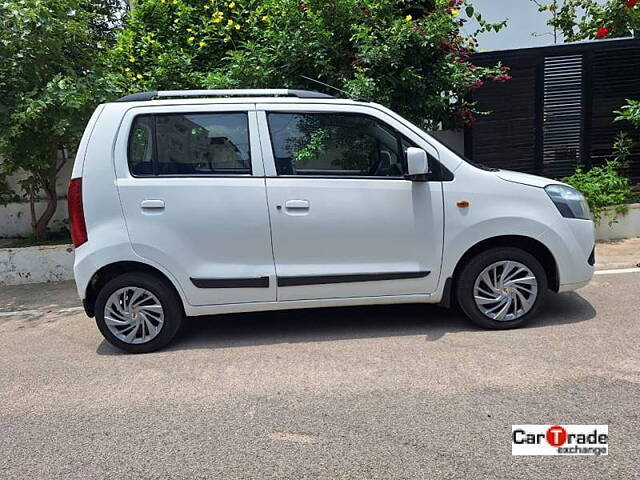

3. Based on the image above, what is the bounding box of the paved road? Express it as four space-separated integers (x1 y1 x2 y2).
0 273 638 479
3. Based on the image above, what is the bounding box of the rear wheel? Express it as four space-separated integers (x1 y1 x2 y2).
95 272 183 353
455 247 548 329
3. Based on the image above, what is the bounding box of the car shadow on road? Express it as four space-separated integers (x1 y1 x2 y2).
96 291 596 355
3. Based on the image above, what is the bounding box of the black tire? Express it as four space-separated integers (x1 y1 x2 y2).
95 272 183 353
455 247 548 329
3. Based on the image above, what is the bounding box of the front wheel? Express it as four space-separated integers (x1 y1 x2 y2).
455 247 548 329
95 272 183 353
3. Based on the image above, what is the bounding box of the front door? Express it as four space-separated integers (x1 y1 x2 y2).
115 104 277 306
258 107 444 301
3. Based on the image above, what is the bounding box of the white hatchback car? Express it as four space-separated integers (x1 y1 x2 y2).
69 89 595 353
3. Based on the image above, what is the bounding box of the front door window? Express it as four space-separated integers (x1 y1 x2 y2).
267 112 407 177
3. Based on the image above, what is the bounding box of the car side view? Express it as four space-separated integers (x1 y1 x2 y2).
68 89 595 353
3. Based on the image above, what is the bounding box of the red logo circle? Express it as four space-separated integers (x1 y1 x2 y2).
546 425 567 447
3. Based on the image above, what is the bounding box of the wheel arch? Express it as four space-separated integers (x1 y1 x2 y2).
449 235 559 301
83 261 185 318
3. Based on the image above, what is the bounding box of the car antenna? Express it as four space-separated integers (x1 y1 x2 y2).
299 75 370 102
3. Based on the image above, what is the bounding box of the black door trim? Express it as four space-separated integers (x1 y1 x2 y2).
190 277 270 288
277 271 430 287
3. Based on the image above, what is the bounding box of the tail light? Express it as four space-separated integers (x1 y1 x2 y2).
68 178 88 247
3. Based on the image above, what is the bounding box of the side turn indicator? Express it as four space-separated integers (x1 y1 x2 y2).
456 200 470 208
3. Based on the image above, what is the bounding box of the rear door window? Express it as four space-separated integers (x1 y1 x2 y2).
128 112 252 176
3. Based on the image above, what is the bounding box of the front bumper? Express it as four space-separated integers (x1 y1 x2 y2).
537 218 595 292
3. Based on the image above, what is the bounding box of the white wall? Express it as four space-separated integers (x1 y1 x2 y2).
596 204 640 241
0 244 74 285
0 199 70 238
0 160 73 238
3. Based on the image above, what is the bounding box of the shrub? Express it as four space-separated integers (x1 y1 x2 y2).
563 134 633 225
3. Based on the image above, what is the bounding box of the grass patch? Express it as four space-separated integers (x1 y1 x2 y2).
1 231 71 248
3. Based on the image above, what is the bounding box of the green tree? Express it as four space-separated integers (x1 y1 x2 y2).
534 0 639 42
0 0 124 240
111 0 509 130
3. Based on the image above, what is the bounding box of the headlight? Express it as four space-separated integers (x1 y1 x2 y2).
545 185 591 220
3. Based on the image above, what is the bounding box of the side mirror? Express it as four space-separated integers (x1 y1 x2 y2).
405 147 429 181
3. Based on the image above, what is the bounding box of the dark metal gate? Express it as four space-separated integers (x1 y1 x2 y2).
466 38 640 180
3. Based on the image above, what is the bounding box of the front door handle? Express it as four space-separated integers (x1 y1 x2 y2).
141 199 165 209
284 199 309 210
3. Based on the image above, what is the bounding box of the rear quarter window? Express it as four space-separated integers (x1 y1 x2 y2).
128 115 155 175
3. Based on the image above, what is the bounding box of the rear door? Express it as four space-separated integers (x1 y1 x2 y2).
257 104 444 301
114 103 276 306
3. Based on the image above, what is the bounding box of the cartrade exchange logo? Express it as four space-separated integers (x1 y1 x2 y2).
512 425 608 456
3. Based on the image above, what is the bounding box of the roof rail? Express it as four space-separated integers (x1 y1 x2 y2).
114 89 335 102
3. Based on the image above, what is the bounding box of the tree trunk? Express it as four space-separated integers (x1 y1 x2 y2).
34 180 57 241
33 146 66 242
29 190 37 239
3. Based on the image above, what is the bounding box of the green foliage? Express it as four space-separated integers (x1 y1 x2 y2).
538 0 639 41
563 134 634 225
615 99 640 129
112 0 509 129
612 131 635 167
0 0 123 239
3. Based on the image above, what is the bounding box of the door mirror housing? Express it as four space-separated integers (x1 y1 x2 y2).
405 147 429 181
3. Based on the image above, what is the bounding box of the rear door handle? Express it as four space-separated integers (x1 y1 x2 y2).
141 199 165 209
284 199 309 210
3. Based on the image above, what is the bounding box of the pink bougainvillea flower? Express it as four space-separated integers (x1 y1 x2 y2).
595 27 609 38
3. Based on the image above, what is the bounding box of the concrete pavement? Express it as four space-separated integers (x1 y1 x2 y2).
595 237 640 270
0 273 639 479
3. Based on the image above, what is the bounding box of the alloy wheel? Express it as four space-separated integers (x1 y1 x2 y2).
472 260 538 321
103 287 165 344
